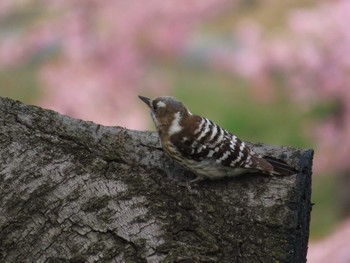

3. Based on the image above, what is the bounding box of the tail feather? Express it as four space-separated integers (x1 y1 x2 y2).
263 156 297 176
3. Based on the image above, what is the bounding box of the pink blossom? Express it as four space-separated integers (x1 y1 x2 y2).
213 0 350 173
308 219 350 263
0 0 232 129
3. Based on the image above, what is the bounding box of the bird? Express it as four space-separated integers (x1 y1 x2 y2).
139 95 296 183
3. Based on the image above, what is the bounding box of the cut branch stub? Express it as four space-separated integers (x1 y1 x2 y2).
0 97 313 263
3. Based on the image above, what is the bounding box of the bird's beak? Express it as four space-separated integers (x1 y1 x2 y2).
138 95 152 109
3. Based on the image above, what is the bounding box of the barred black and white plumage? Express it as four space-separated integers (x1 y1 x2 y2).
139 95 295 182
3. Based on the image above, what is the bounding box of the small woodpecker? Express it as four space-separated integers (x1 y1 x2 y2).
139 95 295 182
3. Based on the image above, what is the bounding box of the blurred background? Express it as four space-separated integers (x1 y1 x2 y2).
1 0 349 261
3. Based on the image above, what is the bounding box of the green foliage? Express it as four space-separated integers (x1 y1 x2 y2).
311 175 340 239
167 63 309 148
0 66 40 103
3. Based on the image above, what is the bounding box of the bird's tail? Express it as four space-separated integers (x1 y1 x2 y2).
263 156 297 176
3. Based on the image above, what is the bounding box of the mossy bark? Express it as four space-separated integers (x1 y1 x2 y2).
0 97 313 263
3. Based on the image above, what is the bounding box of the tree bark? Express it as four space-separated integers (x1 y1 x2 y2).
0 97 313 263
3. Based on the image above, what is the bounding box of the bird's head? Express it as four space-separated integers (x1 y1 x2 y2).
139 95 190 136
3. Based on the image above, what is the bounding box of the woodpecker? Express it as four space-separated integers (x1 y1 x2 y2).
139 95 295 182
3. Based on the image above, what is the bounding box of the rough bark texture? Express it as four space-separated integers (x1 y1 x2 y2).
0 97 313 263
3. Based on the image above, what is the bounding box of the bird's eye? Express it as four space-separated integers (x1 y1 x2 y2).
152 102 158 111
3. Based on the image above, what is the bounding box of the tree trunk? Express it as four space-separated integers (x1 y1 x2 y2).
0 97 313 263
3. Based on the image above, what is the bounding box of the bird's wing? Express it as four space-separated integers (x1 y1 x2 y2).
169 116 295 176
169 116 272 171
262 156 297 176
